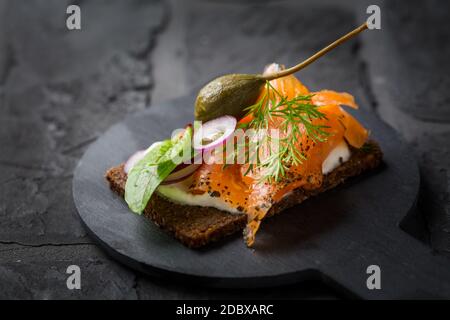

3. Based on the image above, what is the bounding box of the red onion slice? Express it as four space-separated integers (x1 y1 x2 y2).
161 164 201 185
193 115 237 151
124 149 147 174
124 142 166 174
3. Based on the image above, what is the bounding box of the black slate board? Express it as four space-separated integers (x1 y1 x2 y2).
73 94 450 299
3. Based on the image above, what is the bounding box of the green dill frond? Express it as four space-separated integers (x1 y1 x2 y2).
240 80 331 182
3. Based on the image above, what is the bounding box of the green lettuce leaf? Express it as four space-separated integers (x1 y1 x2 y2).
125 126 192 214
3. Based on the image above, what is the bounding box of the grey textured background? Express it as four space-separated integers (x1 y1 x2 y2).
0 0 449 299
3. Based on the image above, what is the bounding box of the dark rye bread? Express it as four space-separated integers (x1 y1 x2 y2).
105 140 382 248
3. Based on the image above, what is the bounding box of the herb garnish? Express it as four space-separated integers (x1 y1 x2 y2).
239 81 331 182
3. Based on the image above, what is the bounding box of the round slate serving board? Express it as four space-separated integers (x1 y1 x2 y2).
73 94 450 299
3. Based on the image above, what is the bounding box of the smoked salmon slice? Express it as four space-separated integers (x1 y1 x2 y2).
190 63 369 246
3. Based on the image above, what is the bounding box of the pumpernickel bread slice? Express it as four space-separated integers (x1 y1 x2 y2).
105 140 382 248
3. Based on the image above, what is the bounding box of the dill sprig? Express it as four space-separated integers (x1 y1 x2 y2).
239 81 331 182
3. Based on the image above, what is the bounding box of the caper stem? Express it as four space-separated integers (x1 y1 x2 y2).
263 22 368 81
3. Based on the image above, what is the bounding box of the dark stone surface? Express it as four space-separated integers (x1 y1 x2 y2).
1 0 449 299
359 0 450 255
384 0 450 122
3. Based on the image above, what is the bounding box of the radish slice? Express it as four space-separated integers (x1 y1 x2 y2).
124 150 147 174
161 164 201 185
193 115 236 151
